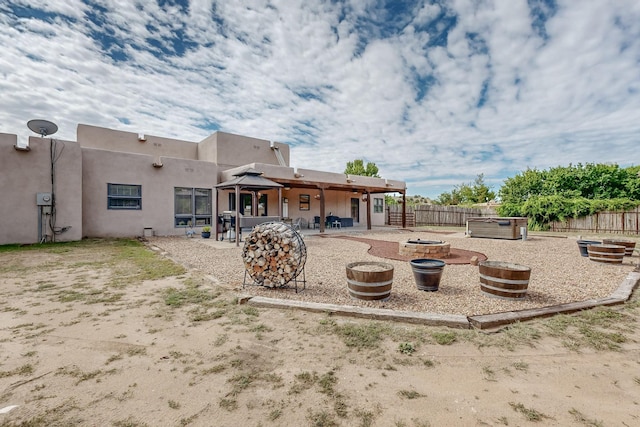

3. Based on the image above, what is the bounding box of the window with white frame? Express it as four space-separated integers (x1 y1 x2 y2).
174 187 212 227
108 183 141 210
374 197 384 213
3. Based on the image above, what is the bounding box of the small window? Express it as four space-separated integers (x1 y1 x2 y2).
108 184 141 210
299 194 310 211
374 197 384 213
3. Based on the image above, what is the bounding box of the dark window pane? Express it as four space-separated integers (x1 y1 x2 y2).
175 187 192 215
195 188 212 215
108 183 141 210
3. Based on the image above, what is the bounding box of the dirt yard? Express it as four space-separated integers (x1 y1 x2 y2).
1 235 639 426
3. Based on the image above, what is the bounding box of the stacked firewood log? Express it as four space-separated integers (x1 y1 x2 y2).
242 222 306 287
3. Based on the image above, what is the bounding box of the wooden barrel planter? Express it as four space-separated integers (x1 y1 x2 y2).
577 240 600 257
346 262 394 301
479 261 530 300
587 244 625 264
409 259 445 291
602 239 636 256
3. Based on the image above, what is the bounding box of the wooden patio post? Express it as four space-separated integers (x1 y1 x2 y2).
402 190 407 229
319 187 326 233
235 185 240 247
366 191 371 230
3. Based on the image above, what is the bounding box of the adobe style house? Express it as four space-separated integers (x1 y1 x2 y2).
0 123 406 245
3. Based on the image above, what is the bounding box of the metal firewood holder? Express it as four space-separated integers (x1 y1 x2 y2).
242 222 306 293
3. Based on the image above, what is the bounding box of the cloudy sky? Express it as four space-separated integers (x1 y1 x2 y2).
2 1 639 198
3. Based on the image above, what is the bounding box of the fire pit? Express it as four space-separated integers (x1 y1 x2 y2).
399 239 451 259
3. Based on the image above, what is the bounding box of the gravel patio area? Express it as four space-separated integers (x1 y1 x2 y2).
149 228 638 316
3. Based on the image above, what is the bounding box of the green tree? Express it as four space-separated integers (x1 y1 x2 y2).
499 163 640 205
498 168 546 205
344 159 380 177
496 163 640 229
406 195 430 206
435 174 495 206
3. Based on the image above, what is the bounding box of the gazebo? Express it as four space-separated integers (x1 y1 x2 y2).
215 168 283 246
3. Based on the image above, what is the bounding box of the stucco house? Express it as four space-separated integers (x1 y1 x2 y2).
0 123 407 245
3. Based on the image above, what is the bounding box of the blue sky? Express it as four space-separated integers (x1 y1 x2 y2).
1 1 639 199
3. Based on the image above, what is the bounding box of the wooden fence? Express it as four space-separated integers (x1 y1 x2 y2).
387 210 415 227
388 205 640 234
549 207 640 235
387 204 497 227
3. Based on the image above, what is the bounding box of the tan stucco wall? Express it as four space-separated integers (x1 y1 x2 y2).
293 167 404 190
0 134 83 245
82 148 219 238
197 132 218 163
77 124 198 161
200 132 290 168
273 188 373 226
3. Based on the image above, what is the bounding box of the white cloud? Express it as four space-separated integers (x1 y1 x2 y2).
1 0 639 198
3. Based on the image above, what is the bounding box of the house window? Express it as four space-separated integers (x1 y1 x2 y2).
108 184 141 210
299 194 310 211
374 197 384 213
175 187 212 227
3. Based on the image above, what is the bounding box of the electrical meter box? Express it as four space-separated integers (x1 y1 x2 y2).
37 193 52 206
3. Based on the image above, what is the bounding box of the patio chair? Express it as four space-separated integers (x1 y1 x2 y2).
313 216 321 229
292 217 307 231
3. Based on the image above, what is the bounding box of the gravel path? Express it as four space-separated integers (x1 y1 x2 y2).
149 229 638 316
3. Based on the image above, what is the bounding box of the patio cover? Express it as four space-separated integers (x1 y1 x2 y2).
215 168 283 246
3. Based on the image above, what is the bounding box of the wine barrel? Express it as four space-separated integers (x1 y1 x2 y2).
587 244 625 264
602 239 636 257
346 262 394 301
479 261 530 300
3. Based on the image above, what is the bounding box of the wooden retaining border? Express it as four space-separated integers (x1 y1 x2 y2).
239 271 640 332
470 270 640 330
240 296 470 329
